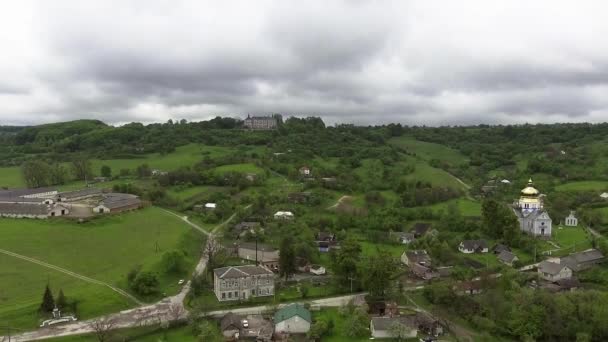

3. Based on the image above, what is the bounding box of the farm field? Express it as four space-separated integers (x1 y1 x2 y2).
0 207 204 329
389 136 469 165
555 180 608 192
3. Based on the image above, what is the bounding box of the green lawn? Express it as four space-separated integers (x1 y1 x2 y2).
389 136 469 165
0 166 23 188
45 325 198 342
554 180 608 192
552 226 592 251
212 163 264 175
0 207 205 329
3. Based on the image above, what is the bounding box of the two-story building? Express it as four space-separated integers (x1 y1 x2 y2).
213 265 275 301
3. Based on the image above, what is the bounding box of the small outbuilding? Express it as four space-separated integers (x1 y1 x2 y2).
564 211 578 227
274 303 311 334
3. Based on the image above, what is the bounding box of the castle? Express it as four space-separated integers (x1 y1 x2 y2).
512 179 552 237
243 114 278 130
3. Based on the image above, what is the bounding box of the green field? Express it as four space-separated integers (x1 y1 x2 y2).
402 158 467 190
424 198 482 217
0 207 204 329
552 226 592 251
554 180 608 192
212 163 264 175
0 166 24 188
390 136 469 165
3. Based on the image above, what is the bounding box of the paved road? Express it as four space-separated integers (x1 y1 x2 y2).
0 248 142 306
3 206 249 342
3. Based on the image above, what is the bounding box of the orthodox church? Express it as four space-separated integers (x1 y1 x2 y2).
512 179 552 237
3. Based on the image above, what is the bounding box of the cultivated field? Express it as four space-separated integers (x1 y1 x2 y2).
0 207 204 329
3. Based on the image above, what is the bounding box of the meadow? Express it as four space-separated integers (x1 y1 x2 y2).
0 207 204 329
554 180 608 192
389 136 469 165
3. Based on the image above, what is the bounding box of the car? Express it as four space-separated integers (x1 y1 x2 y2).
178 279 185 285
242 319 249 328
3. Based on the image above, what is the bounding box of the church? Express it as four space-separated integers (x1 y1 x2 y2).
512 179 552 237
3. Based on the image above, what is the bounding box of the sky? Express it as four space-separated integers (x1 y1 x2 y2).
1 1 607 126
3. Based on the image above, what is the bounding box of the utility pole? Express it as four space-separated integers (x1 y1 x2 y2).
348 274 355 293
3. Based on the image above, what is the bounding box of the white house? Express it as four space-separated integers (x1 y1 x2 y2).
274 211 294 220
601 192 608 199
274 303 311 334
309 265 326 275
298 166 311 177
565 211 578 227
501 179 511 184
458 240 489 254
205 203 217 210
538 261 572 282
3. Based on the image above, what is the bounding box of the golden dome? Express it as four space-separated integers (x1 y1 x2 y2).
521 178 539 196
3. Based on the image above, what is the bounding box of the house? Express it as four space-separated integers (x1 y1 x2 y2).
455 280 484 295
411 222 431 238
56 188 102 202
493 244 511 254
0 203 68 219
237 242 280 271
151 169 168 176
310 265 326 275
370 316 418 339
316 232 338 252
220 312 243 338
213 265 275 301
555 277 581 292
600 192 608 199
538 261 573 282
274 303 311 334
93 193 141 214
512 179 552 237
243 114 278 130
410 262 439 280
274 211 294 220
565 211 578 227
391 231 415 244
458 240 489 254
233 221 261 235
560 249 605 272
501 179 511 184
497 250 519 266
298 166 311 177
401 250 432 267
205 203 217 210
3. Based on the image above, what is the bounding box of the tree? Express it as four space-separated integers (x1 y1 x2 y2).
100 165 112 178
72 157 93 181
279 237 296 280
130 271 159 296
56 289 67 311
342 306 368 337
161 250 186 274
197 320 223 342
331 238 361 288
307 320 329 340
22 160 50 188
39 284 55 313
362 251 396 298
136 163 152 178
49 163 68 185
389 321 414 341
89 316 117 342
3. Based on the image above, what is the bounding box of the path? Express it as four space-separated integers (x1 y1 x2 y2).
447 172 471 190
0 248 142 306
587 226 603 239
326 195 352 210
3 205 251 342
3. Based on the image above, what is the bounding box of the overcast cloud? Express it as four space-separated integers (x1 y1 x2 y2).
1 0 607 126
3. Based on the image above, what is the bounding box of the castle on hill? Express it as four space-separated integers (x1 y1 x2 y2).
512 179 552 237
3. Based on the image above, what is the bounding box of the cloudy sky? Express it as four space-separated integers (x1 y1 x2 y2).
1 1 607 126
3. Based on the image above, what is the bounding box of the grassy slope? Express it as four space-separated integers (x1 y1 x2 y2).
389 136 469 165
0 207 204 329
555 180 608 192
212 163 264 174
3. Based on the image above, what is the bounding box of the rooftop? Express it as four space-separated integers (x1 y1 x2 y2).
274 303 311 324
214 265 274 279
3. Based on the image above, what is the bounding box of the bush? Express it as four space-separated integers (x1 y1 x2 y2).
131 271 160 296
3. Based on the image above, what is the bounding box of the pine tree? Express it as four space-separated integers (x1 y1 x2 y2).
39 284 55 313
56 289 67 310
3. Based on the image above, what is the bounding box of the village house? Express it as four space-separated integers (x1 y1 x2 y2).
205 202 216 210
236 242 280 271
560 249 605 272
415 312 444 337
274 211 294 220
298 166 311 177
0 203 69 219
243 114 278 130
220 312 242 339
411 222 431 238
493 243 511 254
512 179 552 237
213 265 275 301
93 193 142 214
287 192 311 204
564 211 578 227
454 280 485 295
56 188 102 202
316 232 338 252
309 264 326 275
401 249 432 267
391 231 415 244
370 316 418 339
410 262 439 280
600 192 608 200
233 221 261 235
497 250 519 266
274 303 311 335
458 240 489 254
538 260 573 282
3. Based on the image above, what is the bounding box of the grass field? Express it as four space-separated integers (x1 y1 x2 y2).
552 226 592 251
212 163 264 175
0 166 24 188
390 136 469 165
554 180 608 192
423 198 482 217
0 207 204 329
402 158 467 190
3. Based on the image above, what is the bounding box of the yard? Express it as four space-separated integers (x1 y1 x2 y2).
0 206 205 329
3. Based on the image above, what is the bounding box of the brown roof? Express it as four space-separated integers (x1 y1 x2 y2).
220 312 242 331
